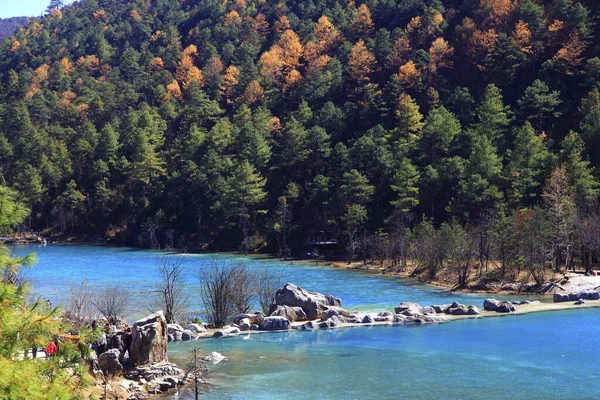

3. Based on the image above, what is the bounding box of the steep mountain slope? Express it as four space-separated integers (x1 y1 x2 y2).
0 0 599 257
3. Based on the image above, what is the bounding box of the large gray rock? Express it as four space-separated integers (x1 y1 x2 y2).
233 313 265 326
167 324 184 335
213 326 240 338
467 306 480 315
181 330 198 341
260 316 291 331
361 315 374 324
553 293 570 303
575 299 586 305
98 349 123 374
320 306 351 321
431 304 450 313
318 315 340 329
271 283 341 320
581 290 600 300
298 320 319 330
496 301 515 313
446 305 468 315
131 311 168 366
238 318 251 331
269 305 308 322
394 302 424 316
483 298 500 311
186 323 206 333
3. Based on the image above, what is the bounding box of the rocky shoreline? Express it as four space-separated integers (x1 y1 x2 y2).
199 283 600 339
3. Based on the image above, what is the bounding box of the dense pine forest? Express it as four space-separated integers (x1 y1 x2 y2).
1 0 600 274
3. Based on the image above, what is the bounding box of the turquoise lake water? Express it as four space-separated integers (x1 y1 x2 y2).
10 244 598 399
11 244 501 316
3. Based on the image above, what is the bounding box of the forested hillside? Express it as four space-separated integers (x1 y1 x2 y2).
1 0 600 266
0 17 30 41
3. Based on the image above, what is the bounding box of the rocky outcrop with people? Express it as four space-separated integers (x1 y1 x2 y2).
130 311 168 366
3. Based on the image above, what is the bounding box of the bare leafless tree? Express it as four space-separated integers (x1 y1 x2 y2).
543 166 576 272
256 268 284 314
149 254 189 324
93 284 130 325
66 279 95 328
230 263 255 314
186 347 208 400
199 261 248 328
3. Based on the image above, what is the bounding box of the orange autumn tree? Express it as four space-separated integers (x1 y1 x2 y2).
313 16 344 53
513 20 532 54
243 80 265 105
350 4 374 38
259 29 303 88
553 30 586 75
176 44 204 89
480 0 517 27
304 16 343 75
429 38 453 80
458 17 498 71
221 65 240 102
274 15 291 34
252 13 270 36
348 39 376 89
397 60 420 88
147 57 164 73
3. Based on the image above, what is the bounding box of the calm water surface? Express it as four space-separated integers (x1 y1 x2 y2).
11 244 501 316
169 309 600 400
12 244 596 399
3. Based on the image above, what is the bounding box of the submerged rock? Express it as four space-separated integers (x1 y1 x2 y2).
203 352 227 364
271 283 341 320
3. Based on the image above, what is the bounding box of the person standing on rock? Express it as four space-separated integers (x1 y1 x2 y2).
123 327 133 359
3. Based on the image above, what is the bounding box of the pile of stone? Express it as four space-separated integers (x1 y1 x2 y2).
553 290 600 303
426 301 480 316
483 298 516 312
167 323 206 342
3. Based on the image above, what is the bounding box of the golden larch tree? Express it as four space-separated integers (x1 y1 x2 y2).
351 4 374 37
513 20 532 54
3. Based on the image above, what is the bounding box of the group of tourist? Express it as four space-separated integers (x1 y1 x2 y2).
91 320 133 363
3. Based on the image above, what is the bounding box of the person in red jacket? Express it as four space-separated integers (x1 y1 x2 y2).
45 340 57 359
